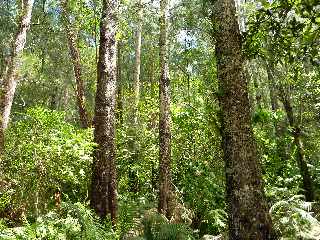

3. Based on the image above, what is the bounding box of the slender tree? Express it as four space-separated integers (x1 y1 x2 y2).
133 0 142 126
90 0 119 226
128 0 143 193
279 84 314 201
61 0 90 128
211 0 275 238
264 59 288 172
0 0 34 154
266 59 314 201
158 0 172 218
116 41 123 127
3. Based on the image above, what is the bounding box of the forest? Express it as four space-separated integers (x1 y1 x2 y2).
0 0 319 239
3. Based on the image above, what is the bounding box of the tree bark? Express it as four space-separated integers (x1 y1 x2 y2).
279 86 314 202
0 0 34 155
211 0 275 238
61 0 90 128
158 0 172 218
90 0 119 226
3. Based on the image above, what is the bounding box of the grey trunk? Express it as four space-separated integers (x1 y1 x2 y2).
0 0 34 155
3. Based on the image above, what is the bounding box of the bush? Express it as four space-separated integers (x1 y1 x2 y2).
0 202 116 240
142 209 196 240
3 107 95 218
270 194 320 239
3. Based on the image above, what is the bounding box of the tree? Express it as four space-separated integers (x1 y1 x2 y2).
279 83 314 202
61 0 91 128
90 0 119 226
133 0 142 127
211 0 275 238
0 0 34 154
127 0 143 193
158 0 172 218
116 41 123 127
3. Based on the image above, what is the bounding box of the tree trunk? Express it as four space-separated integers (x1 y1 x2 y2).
90 0 119 226
265 61 287 175
128 0 143 194
212 0 275 238
116 41 123 127
133 0 142 126
0 0 34 155
279 86 314 202
61 0 90 128
158 0 172 218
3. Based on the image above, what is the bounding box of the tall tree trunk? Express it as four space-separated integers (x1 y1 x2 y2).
128 0 143 194
211 0 274 238
133 0 142 126
158 0 172 218
279 86 314 202
116 41 123 127
0 0 34 155
90 0 119 226
61 0 90 128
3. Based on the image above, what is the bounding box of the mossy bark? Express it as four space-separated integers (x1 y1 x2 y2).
211 0 275 238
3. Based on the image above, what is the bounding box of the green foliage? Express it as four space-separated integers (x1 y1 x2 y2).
142 210 196 240
4 107 95 216
270 195 320 240
0 202 115 240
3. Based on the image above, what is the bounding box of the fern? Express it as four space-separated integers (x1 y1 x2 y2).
270 195 320 239
142 209 195 240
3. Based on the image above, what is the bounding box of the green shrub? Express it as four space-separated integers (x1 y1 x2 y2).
0 202 115 240
4 107 95 217
270 194 320 239
142 209 196 240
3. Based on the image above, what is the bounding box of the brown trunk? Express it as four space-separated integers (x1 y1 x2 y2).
212 0 275 239
90 0 119 226
279 86 314 202
0 0 34 155
61 0 90 128
158 0 172 218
